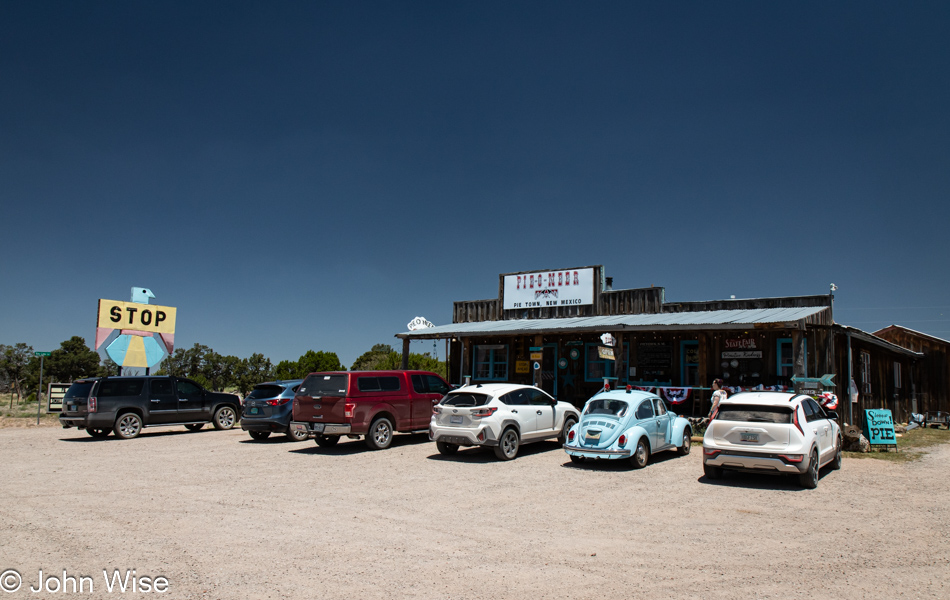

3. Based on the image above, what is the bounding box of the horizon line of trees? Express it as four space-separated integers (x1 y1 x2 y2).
1 338 446 402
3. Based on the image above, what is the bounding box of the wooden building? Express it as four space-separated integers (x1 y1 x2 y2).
397 265 926 425
873 325 949 414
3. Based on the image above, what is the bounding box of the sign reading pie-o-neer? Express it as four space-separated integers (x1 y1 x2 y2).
503 268 595 310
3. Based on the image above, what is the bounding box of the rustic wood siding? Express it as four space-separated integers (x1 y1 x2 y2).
873 326 949 413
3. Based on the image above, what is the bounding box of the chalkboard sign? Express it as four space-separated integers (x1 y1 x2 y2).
638 343 671 368
864 409 897 446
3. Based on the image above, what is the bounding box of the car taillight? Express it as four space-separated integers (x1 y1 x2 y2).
703 448 720 458
344 402 356 419
567 430 575 442
88 397 97 413
779 454 804 463
618 434 627 447
432 405 442 415
471 407 498 418
267 398 291 406
793 406 805 436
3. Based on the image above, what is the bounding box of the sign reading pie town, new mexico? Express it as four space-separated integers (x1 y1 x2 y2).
503 268 595 310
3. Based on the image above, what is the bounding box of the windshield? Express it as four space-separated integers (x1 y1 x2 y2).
442 392 491 407
64 381 95 400
584 399 628 417
298 374 348 397
716 404 792 423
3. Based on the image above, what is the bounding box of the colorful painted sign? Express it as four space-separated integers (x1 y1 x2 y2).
502 268 595 310
95 289 176 370
864 409 897 446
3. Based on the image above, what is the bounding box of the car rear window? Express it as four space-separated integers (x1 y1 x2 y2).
97 379 145 397
442 393 491 407
299 374 348 397
357 376 401 392
716 404 793 423
246 385 285 400
584 399 628 417
64 381 95 400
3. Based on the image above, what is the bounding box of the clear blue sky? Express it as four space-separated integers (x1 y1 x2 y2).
2 1 948 368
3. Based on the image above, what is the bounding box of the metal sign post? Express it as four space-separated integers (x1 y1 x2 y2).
34 351 50 424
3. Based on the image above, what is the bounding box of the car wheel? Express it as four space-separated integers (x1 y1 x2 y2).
494 428 520 460
677 430 692 456
703 463 723 480
249 431 270 441
85 427 110 438
366 417 394 450
799 450 819 489
184 424 203 432
831 436 843 470
569 454 585 464
558 416 577 445
315 435 340 448
113 413 143 440
436 441 459 455
630 437 649 469
286 427 309 442
213 406 237 430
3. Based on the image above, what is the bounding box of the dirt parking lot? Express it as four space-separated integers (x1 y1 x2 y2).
0 425 948 599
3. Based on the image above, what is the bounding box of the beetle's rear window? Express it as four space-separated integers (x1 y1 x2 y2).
442 393 491 407
715 404 792 423
584 399 628 417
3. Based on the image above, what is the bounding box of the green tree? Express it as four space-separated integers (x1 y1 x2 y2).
201 351 228 391
47 336 101 383
298 350 344 375
234 353 273 396
1 343 34 405
273 359 299 381
350 344 394 371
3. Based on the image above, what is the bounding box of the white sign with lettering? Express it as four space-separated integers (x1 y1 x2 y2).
407 316 435 331
503 268 595 310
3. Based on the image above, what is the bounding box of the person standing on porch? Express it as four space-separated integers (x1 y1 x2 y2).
708 378 727 418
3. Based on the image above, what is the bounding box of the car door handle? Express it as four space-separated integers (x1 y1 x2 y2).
536 410 543 415
512 410 518 413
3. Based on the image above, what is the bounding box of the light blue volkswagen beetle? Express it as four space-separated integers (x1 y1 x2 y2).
563 387 692 468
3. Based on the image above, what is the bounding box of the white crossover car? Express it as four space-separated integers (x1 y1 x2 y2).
429 383 580 460
702 391 842 488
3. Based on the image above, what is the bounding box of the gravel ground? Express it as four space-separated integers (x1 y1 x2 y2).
0 425 948 599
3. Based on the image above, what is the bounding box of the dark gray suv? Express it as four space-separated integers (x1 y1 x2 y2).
59 376 242 439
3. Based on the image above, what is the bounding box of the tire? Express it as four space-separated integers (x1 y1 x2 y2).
436 441 459 455
249 431 270 441
630 437 649 469
831 437 843 470
85 427 110 438
184 424 203 432
365 417 394 450
799 450 819 489
315 435 340 448
213 406 237 430
558 416 577 445
113 412 143 440
677 429 692 456
703 463 723 480
494 428 520 460
286 427 309 442
569 454 585 464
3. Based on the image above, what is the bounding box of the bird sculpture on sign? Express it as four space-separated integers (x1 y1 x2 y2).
97 287 175 371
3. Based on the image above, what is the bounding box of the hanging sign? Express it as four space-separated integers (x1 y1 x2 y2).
600 333 615 347
598 346 615 360
515 361 530 374
722 351 762 359
864 409 896 446
503 268 595 310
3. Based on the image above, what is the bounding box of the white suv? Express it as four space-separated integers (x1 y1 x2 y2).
702 391 842 488
429 383 580 460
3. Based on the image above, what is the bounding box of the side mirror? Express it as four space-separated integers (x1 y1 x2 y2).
826 410 839 421
549 398 557 406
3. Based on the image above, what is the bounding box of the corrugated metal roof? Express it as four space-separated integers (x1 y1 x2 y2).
397 306 828 339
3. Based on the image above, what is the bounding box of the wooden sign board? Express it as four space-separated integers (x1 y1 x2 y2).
515 360 530 374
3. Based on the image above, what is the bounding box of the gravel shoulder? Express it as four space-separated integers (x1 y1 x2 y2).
0 426 948 599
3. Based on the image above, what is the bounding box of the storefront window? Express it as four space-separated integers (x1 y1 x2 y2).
778 339 793 378
585 343 628 382
681 341 699 387
474 345 508 380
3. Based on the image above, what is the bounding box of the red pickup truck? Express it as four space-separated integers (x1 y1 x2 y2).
290 370 451 450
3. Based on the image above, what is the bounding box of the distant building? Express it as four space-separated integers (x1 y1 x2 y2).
398 265 934 426
874 325 949 414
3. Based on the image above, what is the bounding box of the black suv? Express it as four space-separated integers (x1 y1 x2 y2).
59 376 242 439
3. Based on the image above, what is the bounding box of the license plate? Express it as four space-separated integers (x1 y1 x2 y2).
248 407 260 415
740 432 759 443
450 415 463 424
585 431 601 442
